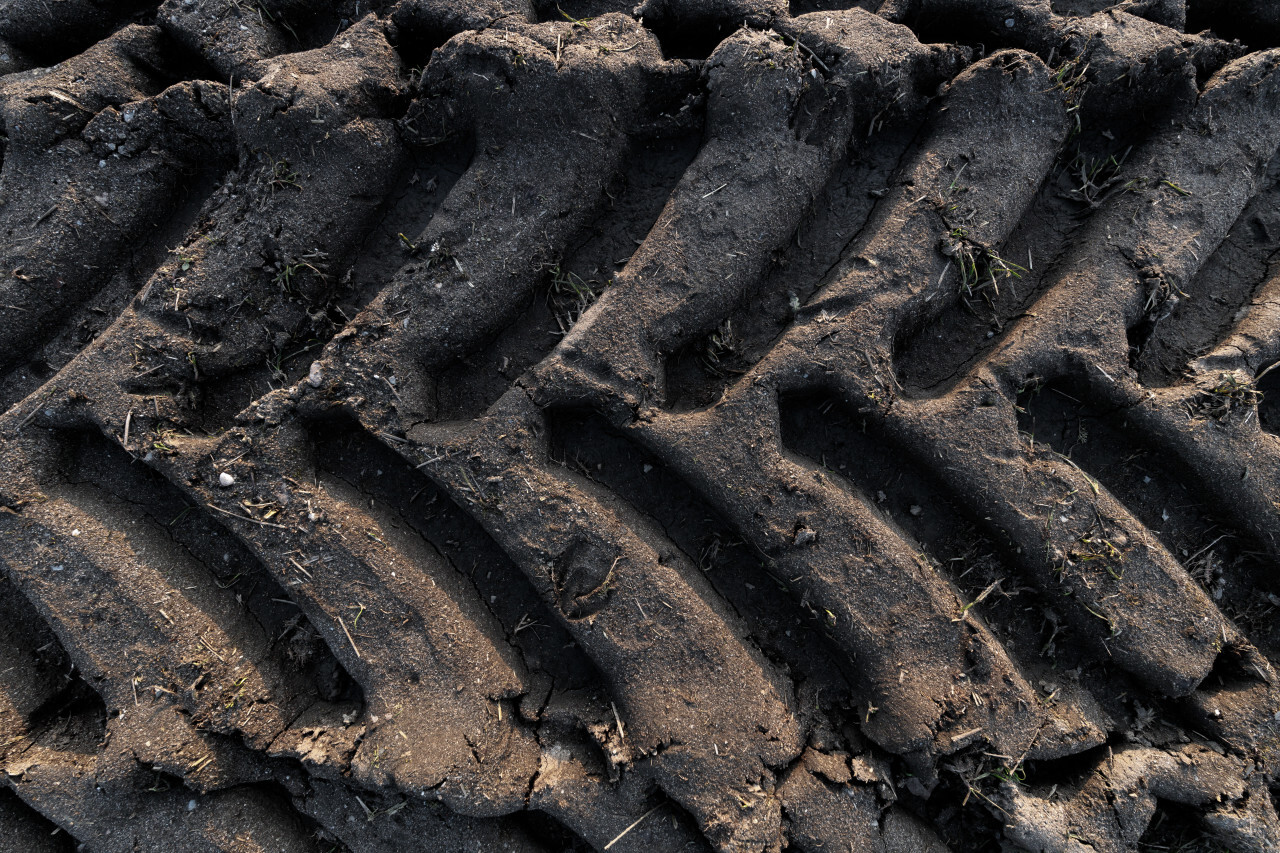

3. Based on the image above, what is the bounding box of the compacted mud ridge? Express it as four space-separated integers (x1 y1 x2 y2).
3 1 1280 851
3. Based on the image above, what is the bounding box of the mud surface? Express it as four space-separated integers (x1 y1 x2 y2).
2 1 1280 851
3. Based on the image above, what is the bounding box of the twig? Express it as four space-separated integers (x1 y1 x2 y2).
1255 360 1280 382
604 804 662 850
415 452 453 468
1048 450 1100 496
204 502 290 529
785 35 831 75
18 404 43 429
354 796 373 820
1185 534 1230 566
965 783 1012 818
612 701 626 742
338 615 362 659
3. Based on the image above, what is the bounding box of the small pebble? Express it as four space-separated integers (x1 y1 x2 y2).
308 361 324 388
218 472 235 488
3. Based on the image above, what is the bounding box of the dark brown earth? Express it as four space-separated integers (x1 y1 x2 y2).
1 1 1280 851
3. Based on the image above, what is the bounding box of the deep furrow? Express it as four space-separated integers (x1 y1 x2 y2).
312 14 689 431
342 145 472 317
314 422 602 693
295 777 552 853
2 656 328 851
545 406 855 701
0 164 223 412
970 47 1280 386
117 17 406 420
855 43 1280 788
665 116 928 412
0 16 408 452
157 0 350 79
779 390 1116 728
633 0 786 60
515 31 1280 843
534 11 963 415
402 391 805 852
633 384 1097 769
778 387 1280 799
146 425 541 816
883 0 1235 94
999 744 1279 852
0 787 73 853
1189 0 1280 48
1016 380 1280 644
0 574 72 753
0 26 232 378
236 17 995 848
829 50 1280 743
1196 246 1280 381
757 46 1280 702
0 0 153 67
428 395 949 852
533 47 1078 774
893 129 1153 395
892 4 1232 394
1135 148 1280 387
543 407 990 849
435 129 702 422
0 439 327 769
1013 381 1280 771
61 429 357 705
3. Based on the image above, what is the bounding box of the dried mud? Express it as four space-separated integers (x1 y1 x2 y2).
2 1 1280 852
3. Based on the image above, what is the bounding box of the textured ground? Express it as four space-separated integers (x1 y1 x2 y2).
1 1 1280 851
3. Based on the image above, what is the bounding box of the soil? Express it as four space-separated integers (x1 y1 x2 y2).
1 1 1280 852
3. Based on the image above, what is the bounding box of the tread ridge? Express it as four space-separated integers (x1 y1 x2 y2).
3 5 1280 851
